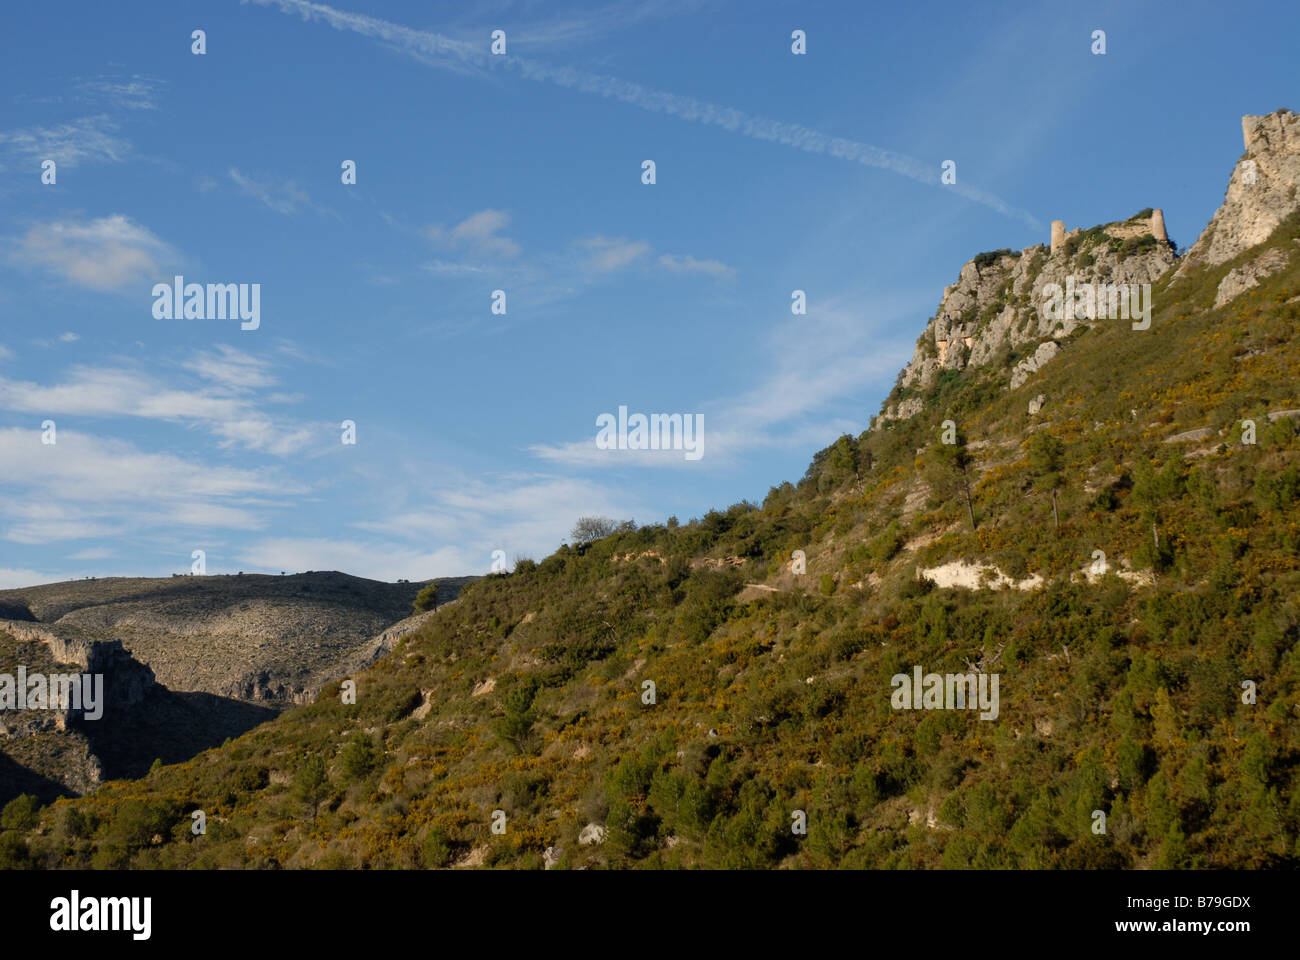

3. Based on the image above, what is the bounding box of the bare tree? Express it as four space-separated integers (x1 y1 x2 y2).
570 516 634 545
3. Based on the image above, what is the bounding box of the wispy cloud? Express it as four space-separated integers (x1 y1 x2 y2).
0 349 320 455
530 299 913 469
68 546 114 560
0 427 298 545
0 568 65 589
182 345 277 391
658 252 735 279
75 75 167 111
229 167 338 218
456 0 716 52
422 259 488 276
581 235 650 272
8 214 172 291
425 208 521 259
0 114 130 170
253 473 638 578
247 0 1039 226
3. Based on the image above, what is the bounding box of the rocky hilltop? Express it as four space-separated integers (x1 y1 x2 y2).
878 108 1299 424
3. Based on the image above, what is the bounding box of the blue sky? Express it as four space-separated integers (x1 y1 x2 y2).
1 0 1296 586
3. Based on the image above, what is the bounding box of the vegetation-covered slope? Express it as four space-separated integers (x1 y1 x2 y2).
4 209 1299 873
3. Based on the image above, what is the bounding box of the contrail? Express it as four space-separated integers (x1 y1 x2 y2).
245 0 1040 227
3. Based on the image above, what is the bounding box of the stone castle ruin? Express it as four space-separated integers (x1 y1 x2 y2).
1050 209 1166 256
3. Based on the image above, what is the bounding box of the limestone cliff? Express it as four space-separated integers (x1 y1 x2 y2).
1175 109 1300 277
876 109 1300 426
877 212 1175 423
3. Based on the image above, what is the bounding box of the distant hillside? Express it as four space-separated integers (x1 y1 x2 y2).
5 111 1298 871
0 572 476 807
0 572 475 705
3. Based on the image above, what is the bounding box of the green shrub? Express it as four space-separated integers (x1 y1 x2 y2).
422 825 452 867
0 795 40 833
413 583 439 612
339 733 380 782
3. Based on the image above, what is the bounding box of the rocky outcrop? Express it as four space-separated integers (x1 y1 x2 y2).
876 214 1175 423
1176 109 1300 278
1213 247 1291 307
1010 342 1061 390
578 823 607 845
0 621 155 710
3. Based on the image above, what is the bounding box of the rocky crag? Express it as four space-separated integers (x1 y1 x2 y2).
877 108 1299 425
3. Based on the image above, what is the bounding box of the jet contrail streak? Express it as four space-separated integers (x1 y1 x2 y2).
245 0 1040 226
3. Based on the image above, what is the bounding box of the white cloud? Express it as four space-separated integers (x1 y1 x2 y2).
0 114 130 170
582 235 650 272
422 259 487 276
9 214 172 291
0 427 296 545
658 253 735 278
182 345 276 391
0 345 12 361
59 332 80 342
425 209 520 259
210 417 319 456
341 474 636 577
0 568 64 589
68 547 114 560
0 352 320 456
239 538 475 581
0 428 291 505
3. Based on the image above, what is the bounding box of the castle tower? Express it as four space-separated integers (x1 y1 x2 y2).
1150 208 1167 242
1050 220 1065 255
1243 115 1252 151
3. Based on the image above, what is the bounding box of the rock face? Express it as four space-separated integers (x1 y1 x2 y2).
1010 342 1061 390
876 214 1175 423
0 622 155 711
1213 247 1291 307
1 625 223 804
1177 109 1300 278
